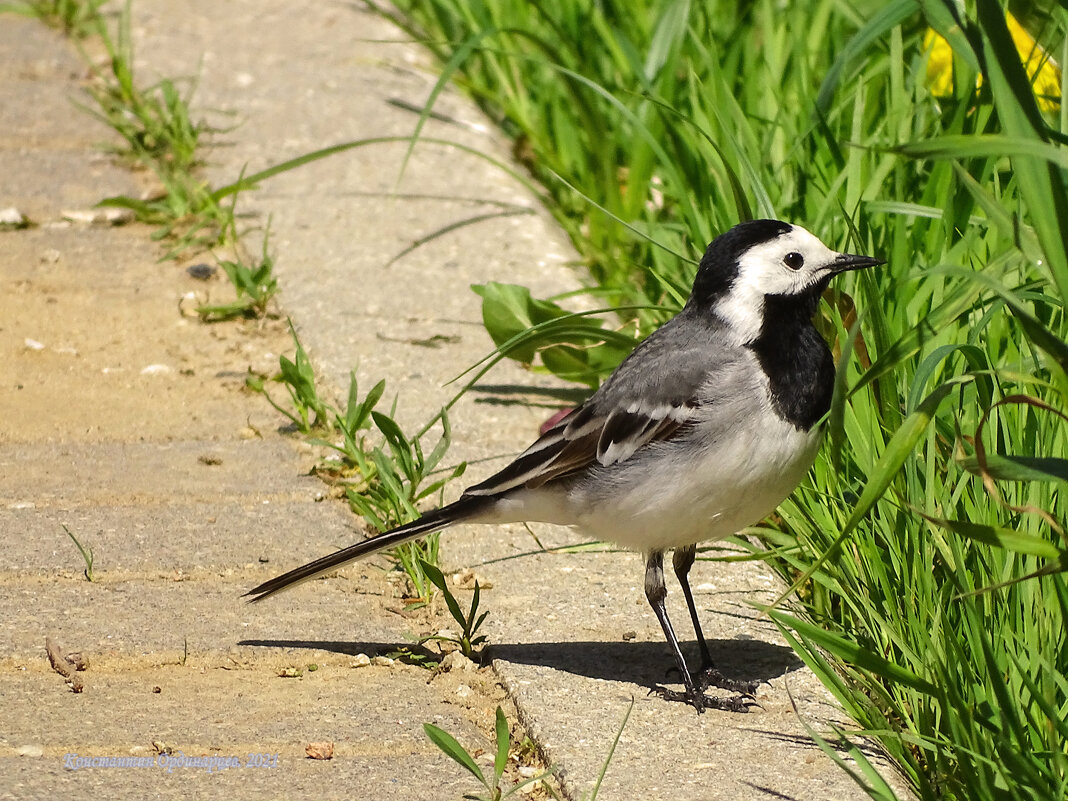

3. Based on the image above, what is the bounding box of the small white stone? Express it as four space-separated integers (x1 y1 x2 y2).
140 364 172 375
0 207 25 226
350 653 371 668
16 744 43 757
24 339 45 351
439 651 477 674
102 207 132 224
61 207 133 225
61 209 99 224
370 655 394 667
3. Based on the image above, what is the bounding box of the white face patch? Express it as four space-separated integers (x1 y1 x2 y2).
713 225 841 342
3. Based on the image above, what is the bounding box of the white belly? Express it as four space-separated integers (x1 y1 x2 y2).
493 411 821 553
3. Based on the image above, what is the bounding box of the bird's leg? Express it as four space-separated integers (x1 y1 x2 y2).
644 551 752 713
672 544 713 670
672 545 758 697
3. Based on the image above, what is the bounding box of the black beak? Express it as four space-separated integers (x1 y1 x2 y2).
830 252 885 274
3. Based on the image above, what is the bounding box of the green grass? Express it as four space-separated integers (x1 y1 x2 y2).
247 323 467 596
61 523 94 582
426 701 630 800
77 0 230 256
0 0 105 37
418 559 489 659
376 1 1068 798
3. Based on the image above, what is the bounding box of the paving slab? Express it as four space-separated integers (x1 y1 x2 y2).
0 574 422 661
0 229 285 444
2 501 351 574
0 440 327 506
0 664 485 801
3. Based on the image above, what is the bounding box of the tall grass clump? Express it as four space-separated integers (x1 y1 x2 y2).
380 0 1068 798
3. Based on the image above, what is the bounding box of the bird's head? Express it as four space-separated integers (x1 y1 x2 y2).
688 219 883 342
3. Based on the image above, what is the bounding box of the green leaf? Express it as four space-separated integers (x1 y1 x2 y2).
471 282 637 387
494 706 509 781
423 723 487 786
894 134 1068 169
587 698 633 800
396 29 494 187
769 610 938 695
844 378 961 530
424 408 453 474
371 410 418 478
644 0 690 81
420 560 465 626
931 265 1068 386
852 274 986 396
920 512 1064 559
210 136 545 208
1003 303 1068 379
472 282 568 363
975 0 1068 302
958 454 1068 483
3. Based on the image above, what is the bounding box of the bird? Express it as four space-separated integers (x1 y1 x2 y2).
246 219 883 713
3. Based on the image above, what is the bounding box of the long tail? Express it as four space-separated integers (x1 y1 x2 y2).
244 495 489 603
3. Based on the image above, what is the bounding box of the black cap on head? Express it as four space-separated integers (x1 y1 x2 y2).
689 219 791 306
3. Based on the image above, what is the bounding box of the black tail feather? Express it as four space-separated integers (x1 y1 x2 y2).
245 496 487 602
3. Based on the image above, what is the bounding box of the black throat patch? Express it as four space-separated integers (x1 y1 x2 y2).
748 291 835 431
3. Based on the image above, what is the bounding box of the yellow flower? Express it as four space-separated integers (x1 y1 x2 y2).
923 26 957 98
924 12 1061 111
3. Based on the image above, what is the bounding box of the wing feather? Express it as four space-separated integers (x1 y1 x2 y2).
466 311 741 498
466 398 700 495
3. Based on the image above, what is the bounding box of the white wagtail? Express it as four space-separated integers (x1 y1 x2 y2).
247 219 882 712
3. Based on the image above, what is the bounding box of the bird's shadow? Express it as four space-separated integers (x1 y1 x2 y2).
237 637 802 687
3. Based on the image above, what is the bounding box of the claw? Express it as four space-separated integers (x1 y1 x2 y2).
696 667 759 697
653 684 757 714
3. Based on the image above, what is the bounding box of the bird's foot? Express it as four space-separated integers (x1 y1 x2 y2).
695 666 759 697
652 685 759 714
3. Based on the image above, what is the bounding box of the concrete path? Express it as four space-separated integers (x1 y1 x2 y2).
0 4 899 799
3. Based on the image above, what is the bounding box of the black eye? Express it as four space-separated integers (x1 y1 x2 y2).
783 252 804 270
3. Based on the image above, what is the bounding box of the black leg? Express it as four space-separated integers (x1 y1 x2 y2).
672 545 758 698
644 551 753 713
672 544 713 670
